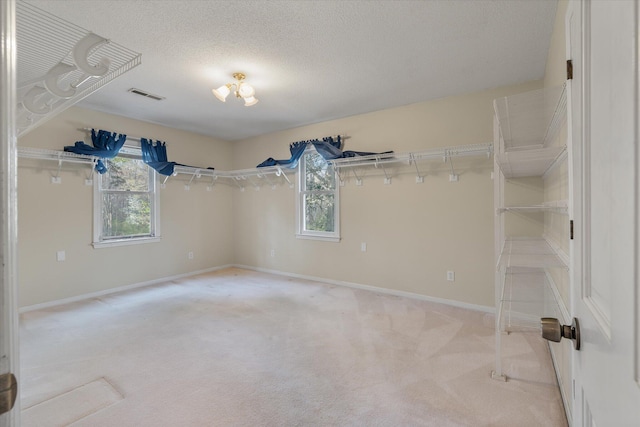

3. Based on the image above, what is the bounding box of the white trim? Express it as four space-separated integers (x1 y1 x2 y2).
92 236 161 249
544 267 573 425
93 153 160 246
548 342 573 426
295 234 340 243
19 262 494 315
1 0 20 423
18 264 234 313
233 264 494 314
297 147 341 241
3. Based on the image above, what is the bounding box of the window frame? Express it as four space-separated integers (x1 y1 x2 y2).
296 147 340 242
92 145 161 248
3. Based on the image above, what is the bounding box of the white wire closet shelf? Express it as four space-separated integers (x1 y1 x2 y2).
328 143 492 168
493 84 567 151
497 268 563 333
497 237 568 271
17 141 493 189
497 199 568 214
495 145 566 178
329 142 492 184
18 146 98 165
16 2 141 137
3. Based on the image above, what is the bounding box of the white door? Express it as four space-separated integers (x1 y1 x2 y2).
567 0 640 425
0 0 20 425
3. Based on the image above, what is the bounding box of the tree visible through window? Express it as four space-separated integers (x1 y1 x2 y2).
94 153 159 246
298 149 340 240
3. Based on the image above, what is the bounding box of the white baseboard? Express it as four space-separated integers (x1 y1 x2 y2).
20 263 495 316
548 342 573 426
233 264 494 314
19 264 234 314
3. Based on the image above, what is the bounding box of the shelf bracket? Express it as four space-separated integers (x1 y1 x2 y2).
409 153 424 183
84 162 94 186
276 167 294 188
352 168 363 186
184 169 201 191
446 151 458 182
375 156 392 185
233 176 246 191
206 175 218 191
51 157 63 184
334 167 347 187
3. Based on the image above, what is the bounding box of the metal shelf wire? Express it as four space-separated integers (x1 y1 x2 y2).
492 84 569 381
16 2 141 136
18 141 493 190
497 237 569 271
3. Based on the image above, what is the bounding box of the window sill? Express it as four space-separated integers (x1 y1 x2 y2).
93 236 161 249
296 234 340 243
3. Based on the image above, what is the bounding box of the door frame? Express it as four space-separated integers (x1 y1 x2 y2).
0 0 20 425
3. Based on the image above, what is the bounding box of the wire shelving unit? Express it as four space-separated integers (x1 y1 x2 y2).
492 83 570 382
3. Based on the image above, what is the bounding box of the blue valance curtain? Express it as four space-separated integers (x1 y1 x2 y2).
256 135 393 168
140 138 177 176
140 138 215 176
64 129 127 173
256 141 308 168
311 136 393 160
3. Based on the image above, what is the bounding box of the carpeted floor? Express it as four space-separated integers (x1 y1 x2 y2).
20 268 567 426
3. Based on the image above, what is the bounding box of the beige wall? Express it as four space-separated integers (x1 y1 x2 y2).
18 107 234 307
232 80 541 309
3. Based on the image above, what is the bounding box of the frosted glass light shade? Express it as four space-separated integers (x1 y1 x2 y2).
243 96 259 106
212 85 230 102
238 83 255 98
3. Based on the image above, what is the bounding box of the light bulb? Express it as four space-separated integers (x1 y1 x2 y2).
212 85 230 102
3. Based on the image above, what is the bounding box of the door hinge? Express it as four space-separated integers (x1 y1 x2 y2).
567 60 573 80
570 220 574 240
0 373 17 415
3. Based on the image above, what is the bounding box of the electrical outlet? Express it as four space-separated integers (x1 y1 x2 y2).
270 249 275 257
56 250 65 262
188 251 194 260
447 271 455 282
361 242 367 252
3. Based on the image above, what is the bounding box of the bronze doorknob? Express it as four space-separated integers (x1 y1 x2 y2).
541 317 581 350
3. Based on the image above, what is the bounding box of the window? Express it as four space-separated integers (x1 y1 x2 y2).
93 147 160 247
297 148 340 241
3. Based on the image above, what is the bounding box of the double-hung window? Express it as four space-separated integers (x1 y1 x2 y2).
297 148 340 241
93 146 160 247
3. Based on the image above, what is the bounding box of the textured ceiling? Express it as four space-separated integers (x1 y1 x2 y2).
24 0 557 141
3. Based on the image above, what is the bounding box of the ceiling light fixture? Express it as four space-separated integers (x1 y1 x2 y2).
212 72 259 107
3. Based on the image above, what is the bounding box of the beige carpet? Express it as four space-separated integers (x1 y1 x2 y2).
20 268 567 426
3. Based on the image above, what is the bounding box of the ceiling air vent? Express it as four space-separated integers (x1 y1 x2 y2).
128 88 165 101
